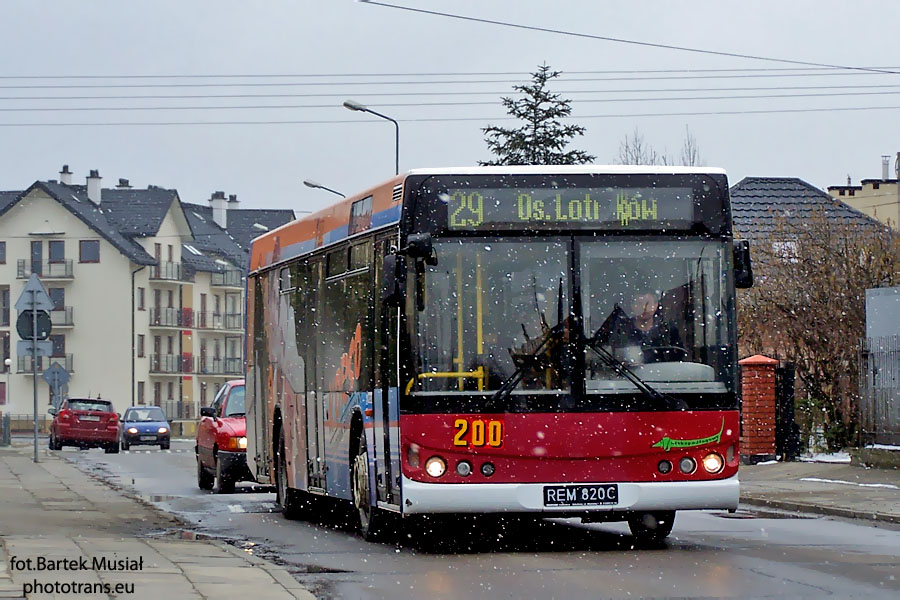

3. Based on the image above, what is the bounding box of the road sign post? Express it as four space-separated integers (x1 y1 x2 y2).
14 274 55 463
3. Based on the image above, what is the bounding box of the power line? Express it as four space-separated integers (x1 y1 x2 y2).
8 89 900 112
4 83 900 103
2 103 900 126
360 1 900 76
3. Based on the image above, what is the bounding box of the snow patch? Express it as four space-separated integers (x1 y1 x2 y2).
798 452 851 463
800 477 899 490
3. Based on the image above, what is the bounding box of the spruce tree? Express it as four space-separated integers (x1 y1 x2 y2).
480 64 595 166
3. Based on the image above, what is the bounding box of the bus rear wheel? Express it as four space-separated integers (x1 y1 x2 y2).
276 428 305 520
352 435 389 541
628 511 675 545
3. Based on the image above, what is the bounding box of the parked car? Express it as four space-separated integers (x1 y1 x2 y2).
49 398 119 453
196 379 252 493
120 406 171 450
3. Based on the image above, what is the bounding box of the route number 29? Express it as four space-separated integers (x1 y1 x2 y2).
453 418 503 448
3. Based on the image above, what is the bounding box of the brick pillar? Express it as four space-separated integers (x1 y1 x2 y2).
739 354 778 464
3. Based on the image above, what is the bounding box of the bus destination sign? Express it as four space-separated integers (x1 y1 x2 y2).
445 187 694 230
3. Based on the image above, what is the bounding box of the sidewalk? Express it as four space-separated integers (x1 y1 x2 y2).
739 459 900 524
0 446 314 599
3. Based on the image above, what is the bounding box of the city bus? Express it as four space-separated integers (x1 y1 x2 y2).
245 166 752 543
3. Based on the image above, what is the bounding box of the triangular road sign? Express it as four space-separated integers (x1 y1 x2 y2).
14 273 55 312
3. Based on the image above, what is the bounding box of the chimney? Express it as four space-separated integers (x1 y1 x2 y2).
59 164 72 185
86 169 102 204
882 155 891 180
209 191 227 228
228 194 239 206
116 178 132 189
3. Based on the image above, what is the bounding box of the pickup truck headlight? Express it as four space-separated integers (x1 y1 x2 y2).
225 436 247 451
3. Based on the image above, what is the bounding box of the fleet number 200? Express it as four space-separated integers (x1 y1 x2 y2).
453 419 503 448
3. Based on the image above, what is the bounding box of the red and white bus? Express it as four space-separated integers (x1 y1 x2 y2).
245 166 752 543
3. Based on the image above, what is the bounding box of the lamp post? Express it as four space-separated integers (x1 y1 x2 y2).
303 180 346 198
3 358 9 408
343 99 399 175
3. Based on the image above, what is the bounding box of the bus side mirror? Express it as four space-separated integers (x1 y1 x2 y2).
734 240 753 288
404 233 437 266
381 254 405 306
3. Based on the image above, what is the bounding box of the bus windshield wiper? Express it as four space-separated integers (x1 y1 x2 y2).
584 336 686 411
492 320 566 404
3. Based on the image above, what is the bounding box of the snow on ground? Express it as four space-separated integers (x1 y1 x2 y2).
866 444 900 451
799 477 899 490
798 452 851 463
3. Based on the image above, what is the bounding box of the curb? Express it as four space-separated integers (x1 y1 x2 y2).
740 496 900 525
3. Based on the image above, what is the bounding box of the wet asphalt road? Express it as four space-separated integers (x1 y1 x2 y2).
59 440 900 599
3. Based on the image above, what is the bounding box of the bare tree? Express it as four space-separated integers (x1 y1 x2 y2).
616 128 672 166
739 212 899 450
680 125 703 167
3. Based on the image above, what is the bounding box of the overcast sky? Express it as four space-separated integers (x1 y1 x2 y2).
2 0 899 212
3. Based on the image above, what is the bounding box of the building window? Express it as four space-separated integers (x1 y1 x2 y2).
31 241 43 275
201 382 208 406
137 334 145 358
50 334 65 357
167 245 173 263
838 189 846 196
137 287 145 311
873 182 880 190
214 295 221 315
153 382 161 406
0 241 5 264
49 240 65 263
79 240 100 263
167 382 174 401
1 287 9 328
49 288 65 311
137 382 145 405
166 336 174 354
167 290 174 309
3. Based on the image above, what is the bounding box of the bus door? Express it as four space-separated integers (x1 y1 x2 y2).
304 259 326 490
374 236 400 506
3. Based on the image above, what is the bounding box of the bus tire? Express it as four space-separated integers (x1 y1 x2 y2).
352 434 389 542
628 511 675 545
276 428 304 519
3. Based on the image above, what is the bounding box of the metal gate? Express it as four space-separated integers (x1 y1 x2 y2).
775 362 801 460
859 336 900 445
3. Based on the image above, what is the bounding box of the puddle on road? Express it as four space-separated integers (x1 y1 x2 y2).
715 509 817 520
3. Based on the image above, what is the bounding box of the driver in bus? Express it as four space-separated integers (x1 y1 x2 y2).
593 290 684 364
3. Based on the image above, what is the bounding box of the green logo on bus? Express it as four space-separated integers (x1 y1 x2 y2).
652 419 725 452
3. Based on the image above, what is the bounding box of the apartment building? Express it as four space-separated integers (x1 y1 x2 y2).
0 166 294 421
827 155 900 229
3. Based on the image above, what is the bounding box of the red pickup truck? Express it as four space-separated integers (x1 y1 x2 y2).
196 380 253 493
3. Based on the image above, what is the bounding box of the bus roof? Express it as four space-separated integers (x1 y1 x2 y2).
249 165 728 273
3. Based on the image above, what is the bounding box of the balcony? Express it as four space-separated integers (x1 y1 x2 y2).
195 357 243 376
17 260 74 280
18 354 74 373
149 353 190 374
194 312 243 331
149 307 187 328
211 269 243 288
50 307 74 328
150 261 193 283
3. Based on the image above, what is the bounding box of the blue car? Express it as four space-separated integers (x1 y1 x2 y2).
120 406 171 450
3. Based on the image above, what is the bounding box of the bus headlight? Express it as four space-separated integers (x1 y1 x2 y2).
424 456 446 478
702 452 724 474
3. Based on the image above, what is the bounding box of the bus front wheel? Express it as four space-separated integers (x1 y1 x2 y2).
352 435 389 541
628 511 675 545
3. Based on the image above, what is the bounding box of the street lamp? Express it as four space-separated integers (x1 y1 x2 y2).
4 358 10 410
343 99 399 175
303 180 345 198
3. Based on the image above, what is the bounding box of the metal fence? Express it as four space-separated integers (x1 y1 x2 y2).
859 336 900 445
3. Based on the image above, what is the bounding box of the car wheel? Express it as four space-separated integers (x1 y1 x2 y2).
197 455 214 490
214 454 235 494
352 434 390 541
49 433 60 451
121 439 130 451
628 511 675 545
105 443 119 454
160 440 170 450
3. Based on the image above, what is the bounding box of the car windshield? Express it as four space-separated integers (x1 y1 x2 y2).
124 408 166 422
412 239 570 394
580 239 736 397
67 400 113 412
225 386 245 416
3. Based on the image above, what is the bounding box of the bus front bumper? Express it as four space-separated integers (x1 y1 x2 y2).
400 474 739 515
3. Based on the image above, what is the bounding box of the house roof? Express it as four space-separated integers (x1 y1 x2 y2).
98 186 180 237
0 182 157 265
181 203 250 270
226 208 296 251
730 177 882 238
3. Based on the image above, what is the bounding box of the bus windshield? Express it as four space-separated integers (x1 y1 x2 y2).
412 239 570 394
581 239 735 399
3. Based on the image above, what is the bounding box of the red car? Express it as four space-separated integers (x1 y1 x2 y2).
196 379 252 493
49 398 120 453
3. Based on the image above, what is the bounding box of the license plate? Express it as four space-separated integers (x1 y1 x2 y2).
543 484 618 506
140 435 156 441
80 416 100 422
